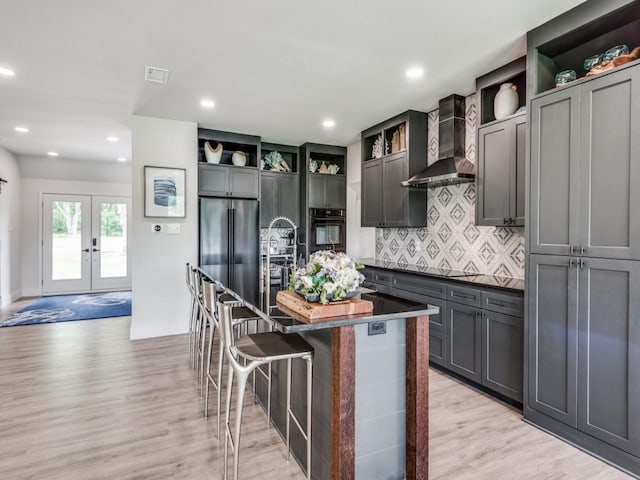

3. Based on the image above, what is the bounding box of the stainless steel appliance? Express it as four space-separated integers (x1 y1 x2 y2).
309 208 346 253
199 198 259 305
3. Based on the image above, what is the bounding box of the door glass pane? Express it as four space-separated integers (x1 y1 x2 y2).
100 202 127 278
315 225 341 246
51 201 83 280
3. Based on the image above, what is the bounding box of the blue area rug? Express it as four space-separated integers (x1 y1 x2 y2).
0 291 132 327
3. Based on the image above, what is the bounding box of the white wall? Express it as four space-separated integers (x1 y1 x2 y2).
346 140 375 259
19 155 132 184
129 116 198 340
20 177 131 296
0 146 22 305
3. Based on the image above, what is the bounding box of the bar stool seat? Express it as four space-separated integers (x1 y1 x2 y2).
235 332 313 360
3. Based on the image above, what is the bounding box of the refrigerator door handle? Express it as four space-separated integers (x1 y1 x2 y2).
227 208 232 286
230 208 236 288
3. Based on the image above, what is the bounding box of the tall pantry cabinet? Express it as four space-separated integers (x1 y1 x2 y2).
525 0 640 475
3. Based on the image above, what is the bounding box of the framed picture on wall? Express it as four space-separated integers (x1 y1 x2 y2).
144 166 186 218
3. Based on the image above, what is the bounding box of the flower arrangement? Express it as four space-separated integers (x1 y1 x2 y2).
290 250 365 304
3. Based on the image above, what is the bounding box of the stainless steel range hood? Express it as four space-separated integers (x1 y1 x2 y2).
402 94 475 188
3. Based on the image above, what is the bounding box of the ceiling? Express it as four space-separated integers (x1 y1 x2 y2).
0 0 587 162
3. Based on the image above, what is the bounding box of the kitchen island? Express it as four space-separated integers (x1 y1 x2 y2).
253 291 438 480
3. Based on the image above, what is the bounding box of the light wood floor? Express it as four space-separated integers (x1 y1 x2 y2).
0 314 632 479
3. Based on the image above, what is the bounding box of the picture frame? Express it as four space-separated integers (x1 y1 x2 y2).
144 166 186 218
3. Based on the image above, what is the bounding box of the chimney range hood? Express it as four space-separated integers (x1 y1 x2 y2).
402 94 475 188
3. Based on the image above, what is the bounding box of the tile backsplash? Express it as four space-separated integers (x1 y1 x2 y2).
375 94 525 279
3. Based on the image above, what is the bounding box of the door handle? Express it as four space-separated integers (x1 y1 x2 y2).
81 248 90 253
92 248 100 252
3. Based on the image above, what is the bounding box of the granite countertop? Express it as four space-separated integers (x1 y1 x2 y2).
269 291 439 333
357 258 525 292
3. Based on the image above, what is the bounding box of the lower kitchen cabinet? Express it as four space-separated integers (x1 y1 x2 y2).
482 310 523 401
528 254 640 456
446 303 482 384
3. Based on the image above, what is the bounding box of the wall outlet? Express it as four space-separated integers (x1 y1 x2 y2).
368 321 387 336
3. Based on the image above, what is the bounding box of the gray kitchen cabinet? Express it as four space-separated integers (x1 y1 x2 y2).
578 65 640 261
530 63 640 260
325 175 346 209
308 174 345 209
477 115 527 228
199 164 259 199
482 310 523 402
476 119 511 226
577 257 640 456
360 110 428 228
446 302 482 384
529 86 581 256
528 254 578 427
382 153 409 227
362 159 382 227
260 172 299 227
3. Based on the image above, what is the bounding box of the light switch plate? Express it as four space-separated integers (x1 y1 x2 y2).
165 224 181 234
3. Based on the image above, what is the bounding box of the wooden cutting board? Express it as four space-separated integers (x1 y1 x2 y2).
276 290 373 321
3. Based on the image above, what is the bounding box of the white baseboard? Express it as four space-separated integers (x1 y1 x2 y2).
21 288 41 298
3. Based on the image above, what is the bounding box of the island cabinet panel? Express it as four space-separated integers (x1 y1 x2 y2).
577 258 640 456
528 254 578 427
482 310 523 401
361 160 382 227
445 302 482 384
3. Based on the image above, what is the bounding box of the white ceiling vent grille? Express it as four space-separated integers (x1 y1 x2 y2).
144 66 170 84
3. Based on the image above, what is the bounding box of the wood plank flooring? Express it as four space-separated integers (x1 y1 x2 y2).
0 314 632 479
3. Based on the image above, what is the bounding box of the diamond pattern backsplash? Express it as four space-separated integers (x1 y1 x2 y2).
375 94 525 279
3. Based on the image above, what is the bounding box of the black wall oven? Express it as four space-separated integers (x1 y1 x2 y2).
309 208 346 253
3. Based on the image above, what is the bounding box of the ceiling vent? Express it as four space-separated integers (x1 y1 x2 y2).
144 66 170 84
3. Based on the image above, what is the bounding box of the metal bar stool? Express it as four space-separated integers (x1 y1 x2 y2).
186 263 199 367
219 302 313 480
201 278 260 435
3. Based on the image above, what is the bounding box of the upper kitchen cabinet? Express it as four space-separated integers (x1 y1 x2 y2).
260 143 300 228
530 62 640 259
300 143 346 210
475 57 527 227
361 110 428 227
197 128 260 199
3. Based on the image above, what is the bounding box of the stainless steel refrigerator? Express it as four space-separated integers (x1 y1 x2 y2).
199 198 259 305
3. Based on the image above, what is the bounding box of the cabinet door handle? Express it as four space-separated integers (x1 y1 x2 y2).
503 218 509 225
570 245 575 255
580 246 586 255
579 258 586 268
569 258 576 268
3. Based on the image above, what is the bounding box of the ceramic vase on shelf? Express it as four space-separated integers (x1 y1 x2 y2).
204 141 223 164
494 83 519 120
232 151 247 166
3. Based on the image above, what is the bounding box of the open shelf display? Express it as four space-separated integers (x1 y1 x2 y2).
363 121 406 161
261 142 298 173
307 150 346 176
197 128 260 168
478 58 527 126
531 1 640 95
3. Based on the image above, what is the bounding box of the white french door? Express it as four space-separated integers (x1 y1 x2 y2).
42 194 131 294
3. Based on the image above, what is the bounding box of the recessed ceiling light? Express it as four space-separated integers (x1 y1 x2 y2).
200 98 215 109
47 151 58 157
323 119 336 129
0 67 15 77
14 126 29 133
406 67 425 79
117 157 127 162
107 136 119 143
144 66 170 84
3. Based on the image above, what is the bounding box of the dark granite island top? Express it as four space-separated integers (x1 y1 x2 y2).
258 291 435 480
357 257 525 292
269 291 439 333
